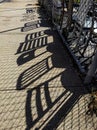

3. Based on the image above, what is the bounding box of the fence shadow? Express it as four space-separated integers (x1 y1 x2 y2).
17 56 52 90
16 5 89 130
16 29 52 66
17 30 88 130
21 20 51 32
25 75 87 130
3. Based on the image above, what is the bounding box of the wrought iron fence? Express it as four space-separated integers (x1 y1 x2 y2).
39 0 97 84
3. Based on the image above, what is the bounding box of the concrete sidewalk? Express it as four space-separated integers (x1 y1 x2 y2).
0 0 97 130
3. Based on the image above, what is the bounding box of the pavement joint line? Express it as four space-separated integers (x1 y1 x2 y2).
0 5 40 11
0 26 51 33
0 86 85 91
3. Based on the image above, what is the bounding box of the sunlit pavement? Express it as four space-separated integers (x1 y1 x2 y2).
0 0 97 130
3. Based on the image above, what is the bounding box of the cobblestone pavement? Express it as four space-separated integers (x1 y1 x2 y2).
0 0 97 130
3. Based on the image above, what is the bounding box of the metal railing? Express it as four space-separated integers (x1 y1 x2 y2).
39 0 97 84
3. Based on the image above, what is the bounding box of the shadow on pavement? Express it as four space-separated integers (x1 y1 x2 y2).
16 6 89 130
25 36 86 129
25 85 85 130
16 29 87 130
16 29 52 66
17 56 51 90
0 0 11 3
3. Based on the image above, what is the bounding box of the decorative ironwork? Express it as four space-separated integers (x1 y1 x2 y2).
65 1 97 76
40 0 97 84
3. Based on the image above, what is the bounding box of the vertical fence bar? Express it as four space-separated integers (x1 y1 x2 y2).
67 0 74 30
84 51 97 84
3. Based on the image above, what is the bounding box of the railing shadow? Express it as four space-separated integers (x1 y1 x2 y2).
21 6 52 32
17 56 52 90
25 40 87 130
16 31 48 55
16 5 90 130
16 29 52 66
16 28 88 130
21 20 51 32
25 75 87 130
25 82 70 130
